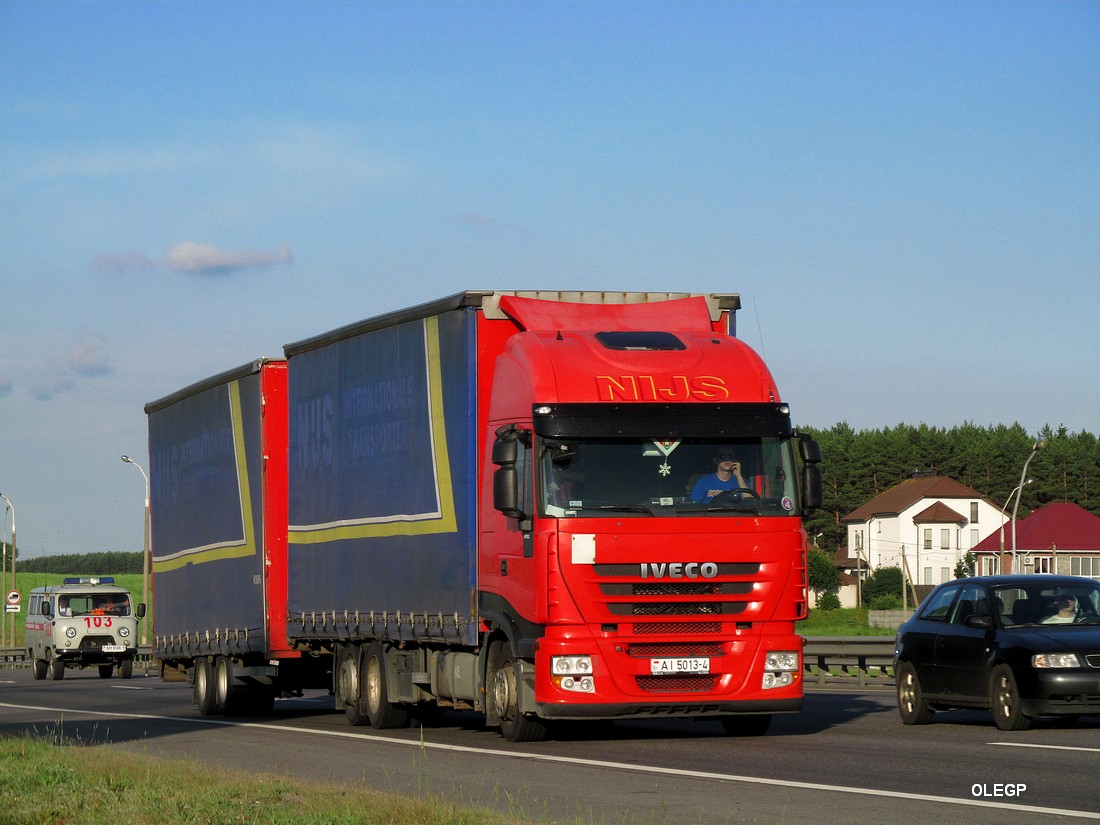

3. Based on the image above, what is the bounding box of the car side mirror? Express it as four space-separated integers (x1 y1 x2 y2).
136 603 147 619
964 614 992 629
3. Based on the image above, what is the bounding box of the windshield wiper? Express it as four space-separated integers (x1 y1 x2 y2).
594 504 655 515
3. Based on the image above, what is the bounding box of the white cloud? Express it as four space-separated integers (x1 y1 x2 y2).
65 335 113 377
164 241 294 275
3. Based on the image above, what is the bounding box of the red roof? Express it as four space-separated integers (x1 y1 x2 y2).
844 476 988 522
972 502 1100 553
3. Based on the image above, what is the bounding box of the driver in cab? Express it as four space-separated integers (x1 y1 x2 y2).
692 450 751 503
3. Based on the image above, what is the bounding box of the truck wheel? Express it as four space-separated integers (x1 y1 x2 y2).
32 658 48 680
215 656 245 715
896 661 934 725
365 641 409 729
338 649 369 726
489 641 547 743
48 653 65 681
719 714 772 736
98 665 114 679
194 657 218 715
991 665 1032 731
119 659 134 679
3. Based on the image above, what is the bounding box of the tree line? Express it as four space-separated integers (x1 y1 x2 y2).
798 421 1099 555
16 551 143 575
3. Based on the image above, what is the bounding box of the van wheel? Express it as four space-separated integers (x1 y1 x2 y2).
489 641 547 742
48 654 65 681
365 641 409 729
98 665 114 679
119 659 134 679
32 658 47 680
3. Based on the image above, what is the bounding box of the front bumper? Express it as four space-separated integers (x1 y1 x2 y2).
1022 670 1100 717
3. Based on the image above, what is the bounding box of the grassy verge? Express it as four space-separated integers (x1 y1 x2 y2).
0 732 535 825
800 607 896 636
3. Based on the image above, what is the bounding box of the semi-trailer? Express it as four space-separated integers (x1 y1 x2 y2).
147 290 821 740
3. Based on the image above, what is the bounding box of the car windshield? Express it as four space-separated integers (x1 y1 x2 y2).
993 581 1100 626
538 436 800 518
60 594 132 617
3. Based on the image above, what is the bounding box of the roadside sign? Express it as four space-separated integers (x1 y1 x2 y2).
4 604 18 613
5 590 18 606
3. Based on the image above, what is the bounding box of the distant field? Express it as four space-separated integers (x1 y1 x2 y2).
5 572 147 648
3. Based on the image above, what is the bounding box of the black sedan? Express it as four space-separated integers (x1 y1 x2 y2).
894 574 1100 730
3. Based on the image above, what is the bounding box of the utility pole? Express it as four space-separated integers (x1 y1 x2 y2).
0 494 15 648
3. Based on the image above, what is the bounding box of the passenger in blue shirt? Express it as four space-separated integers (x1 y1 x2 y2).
692 450 751 503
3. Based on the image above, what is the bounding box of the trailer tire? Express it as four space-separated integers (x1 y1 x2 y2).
194 657 218 715
48 653 65 681
119 658 134 680
489 640 547 743
338 648 369 726
365 641 409 729
32 658 47 680
98 664 114 679
216 656 246 715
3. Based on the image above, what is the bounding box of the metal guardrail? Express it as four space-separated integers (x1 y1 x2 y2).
3 640 897 686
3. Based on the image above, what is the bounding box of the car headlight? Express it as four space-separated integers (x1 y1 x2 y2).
118 626 130 638
65 627 77 638
1033 653 1081 668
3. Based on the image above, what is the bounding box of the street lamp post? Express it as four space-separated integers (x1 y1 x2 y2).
999 479 1033 575
1011 439 1048 569
121 456 151 645
0 494 15 648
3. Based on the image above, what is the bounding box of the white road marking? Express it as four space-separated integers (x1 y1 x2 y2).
2 701 1098 819
991 741 1100 754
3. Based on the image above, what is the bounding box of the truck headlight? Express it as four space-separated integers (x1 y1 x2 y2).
551 655 595 693
1033 653 1081 668
118 626 130 638
65 627 77 638
762 650 799 690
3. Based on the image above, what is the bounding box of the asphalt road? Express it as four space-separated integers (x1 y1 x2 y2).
1 669 1097 824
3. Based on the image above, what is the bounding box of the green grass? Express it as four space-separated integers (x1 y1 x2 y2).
0 733 536 825
800 607 897 636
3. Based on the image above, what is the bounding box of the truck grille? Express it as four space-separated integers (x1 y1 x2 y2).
634 622 722 634
637 675 718 693
627 642 724 658
609 602 746 616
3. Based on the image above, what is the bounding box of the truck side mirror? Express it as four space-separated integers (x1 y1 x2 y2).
136 603 147 619
492 427 525 519
796 434 823 513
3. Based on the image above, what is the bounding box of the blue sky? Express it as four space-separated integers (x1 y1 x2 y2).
1 1 1097 557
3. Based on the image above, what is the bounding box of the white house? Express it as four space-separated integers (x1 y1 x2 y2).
842 475 1008 588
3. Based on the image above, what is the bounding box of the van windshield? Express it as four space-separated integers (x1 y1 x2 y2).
539 437 800 518
58 594 132 617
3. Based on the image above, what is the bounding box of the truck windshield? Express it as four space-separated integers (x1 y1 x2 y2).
61 594 133 617
539 437 800 518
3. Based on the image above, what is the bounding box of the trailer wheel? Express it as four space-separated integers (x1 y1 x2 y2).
489 641 547 743
32 658 47 680
48 653 65 681
215 656 246 715
338 649 369 726
98 664 114 679
365 641 409 729
119 659 134 680
194 657 218 715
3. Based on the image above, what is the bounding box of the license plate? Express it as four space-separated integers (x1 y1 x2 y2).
101 645 125 653
650 657 710 675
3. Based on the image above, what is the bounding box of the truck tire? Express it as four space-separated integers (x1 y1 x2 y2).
215 656 246 715
194 657 218 715
719 715 772 736
48 653 65 681
119 659 134 679
489 640 547 743
32 658 47 680
338 649 369 726
365 641 409 729
98 664 114 679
